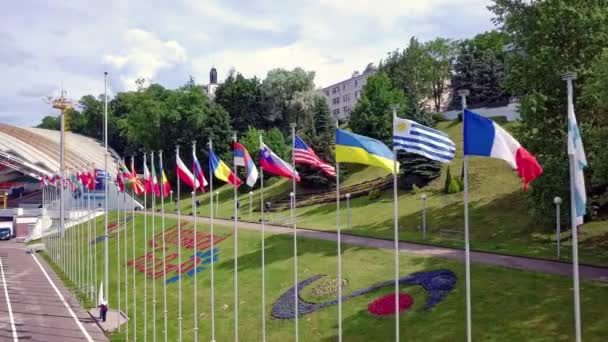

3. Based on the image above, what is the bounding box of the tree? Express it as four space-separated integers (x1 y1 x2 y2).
425 38 458 112
261 67 315 131
77 95 104 139
489 0 608 224
349 72 409 145
214 73 268 134
36 115 60 130
449 30 510 109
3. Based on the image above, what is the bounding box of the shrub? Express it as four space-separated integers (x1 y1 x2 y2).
368 189 382 201
411 184 420 195
447 178 461 194
444 167 452 194
431 112 446 123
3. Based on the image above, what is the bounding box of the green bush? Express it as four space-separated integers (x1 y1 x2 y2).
447 178 462 194
411 184 420 195
431 112 446 123
444 167 452 194
367 189 382 201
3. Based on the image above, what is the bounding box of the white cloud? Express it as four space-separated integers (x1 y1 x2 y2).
104 29 188 90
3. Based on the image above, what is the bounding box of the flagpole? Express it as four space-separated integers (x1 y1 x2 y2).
88 175 92 299
151 152 157 342
563 72 582 342
191 145 199 342
259 135 266 342
335 120 342 342
391 105 400 342
143 153 149 342
290 123 299 341
159 150 168 342
123 186 129 341
232 132 239 342
117 185 122 332
459 89 472 342
131 156 138 342
103 71 109 307
176 145 183 342
208 139 216 342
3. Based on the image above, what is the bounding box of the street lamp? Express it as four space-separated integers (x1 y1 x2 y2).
170 190 173 204
289 192 295 225
249 191 253 219
215 191 220 216
345 193 351 230
421 193 427 240
554 196 562 259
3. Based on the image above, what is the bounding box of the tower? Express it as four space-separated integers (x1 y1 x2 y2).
210 67 218 85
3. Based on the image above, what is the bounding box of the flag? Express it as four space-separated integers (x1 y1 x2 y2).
120 159 132 179
158 156 171 198
464 109 543 190
39 175 47 188
150 155 161 197
117 168 125 193
144 160 153 194
95 169 106 190
293 136 336 176
87 169 96 190
259 142 300 181
130 158 145 196
209 149 242 187
568 98 587 225
335 128 396 174
393 117 456 164
192 150 208 192
232 141 259 187
177 154 199 190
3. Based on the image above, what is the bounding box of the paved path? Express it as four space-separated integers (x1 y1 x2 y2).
155 212 608 282
0 240 108 342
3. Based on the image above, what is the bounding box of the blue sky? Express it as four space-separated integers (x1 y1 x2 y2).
0 0 496 126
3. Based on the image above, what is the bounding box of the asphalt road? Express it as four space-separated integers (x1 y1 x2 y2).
0 240 107 342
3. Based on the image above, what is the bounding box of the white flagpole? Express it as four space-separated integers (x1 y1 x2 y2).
176 145 183 342
232 132 240 342
151 152 157 342
159 150 168 342
563 73 582 342
79 188 83 294
143 153 149 342
88 178 92 299
191 145 199 342
290 124 299 341
259 135 266 342
391 105 400 341
336 119 342 342
460 90 472 342
103 72 109 307
208 139 216 342
124 187 129 341
93 179 98 304
131 156 138 341
117 186 122 332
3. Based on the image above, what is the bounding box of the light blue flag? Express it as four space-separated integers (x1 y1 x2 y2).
568 99 587 225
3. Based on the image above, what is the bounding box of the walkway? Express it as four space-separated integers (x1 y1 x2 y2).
155 211 608 282
0 240 108 342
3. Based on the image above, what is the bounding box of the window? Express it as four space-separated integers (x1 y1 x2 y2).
343 94 351 102
332 97 340 105
355 80 358 87
332 109 340 115
332 86 339 94
343 84 347 91
355 91 360 99
324 90 329 97
343 106 351 114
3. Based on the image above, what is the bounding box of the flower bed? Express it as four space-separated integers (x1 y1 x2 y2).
367 293 414 316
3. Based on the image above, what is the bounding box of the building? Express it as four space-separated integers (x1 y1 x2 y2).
321 65 376 121
205 67 220 100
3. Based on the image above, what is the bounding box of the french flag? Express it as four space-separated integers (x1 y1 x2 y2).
464 109 543 189
259 142 300 182
232 141 258 187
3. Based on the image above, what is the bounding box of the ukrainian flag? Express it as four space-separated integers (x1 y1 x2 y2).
335 128 397 173
209 149 242 187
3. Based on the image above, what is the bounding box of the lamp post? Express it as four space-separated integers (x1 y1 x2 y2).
345 193 351 230
215 191 219 216
554 196 562 259
289 192 295 225
421 193 427 240
249 191 253 219
169 190 173 204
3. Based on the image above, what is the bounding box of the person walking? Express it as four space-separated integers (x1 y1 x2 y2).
99 300 108 322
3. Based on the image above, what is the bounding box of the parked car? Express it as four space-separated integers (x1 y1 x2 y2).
0 227 11 240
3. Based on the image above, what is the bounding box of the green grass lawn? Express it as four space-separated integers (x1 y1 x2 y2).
43 213 608 341
154 121 608 266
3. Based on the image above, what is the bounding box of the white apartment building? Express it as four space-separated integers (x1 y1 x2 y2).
321 66 376 121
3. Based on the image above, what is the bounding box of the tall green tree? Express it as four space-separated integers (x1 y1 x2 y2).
214 73 268 134
489 0 608 224
425 38 458 112
36 115 60 130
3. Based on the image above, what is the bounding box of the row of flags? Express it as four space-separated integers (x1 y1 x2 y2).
39 169 106 191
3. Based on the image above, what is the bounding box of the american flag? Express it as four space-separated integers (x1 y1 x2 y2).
293 136 336 176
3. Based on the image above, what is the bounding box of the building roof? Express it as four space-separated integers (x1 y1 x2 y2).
0 123 121 179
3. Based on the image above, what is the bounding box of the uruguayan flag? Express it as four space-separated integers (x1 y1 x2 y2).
568 98 587 225
393 117 456 163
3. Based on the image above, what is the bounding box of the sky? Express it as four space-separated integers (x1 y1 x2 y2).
0 0 496 126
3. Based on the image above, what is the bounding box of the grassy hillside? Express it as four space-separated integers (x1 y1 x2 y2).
45 213 608 341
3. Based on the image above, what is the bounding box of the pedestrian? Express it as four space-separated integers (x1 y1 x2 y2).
99 300 108 322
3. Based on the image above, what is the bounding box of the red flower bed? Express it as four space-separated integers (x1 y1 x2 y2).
367 293 414 316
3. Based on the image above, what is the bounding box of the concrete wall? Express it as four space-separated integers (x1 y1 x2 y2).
442 102 521 122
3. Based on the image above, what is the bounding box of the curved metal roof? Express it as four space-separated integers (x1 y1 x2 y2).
0 123 120 179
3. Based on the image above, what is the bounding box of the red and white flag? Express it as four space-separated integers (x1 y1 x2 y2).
176 154 199 190
294 136 336 176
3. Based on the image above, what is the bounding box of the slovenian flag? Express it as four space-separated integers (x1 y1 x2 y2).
259 142 300 181
232 141 259 187
464 109 543 189
209 149 242 187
